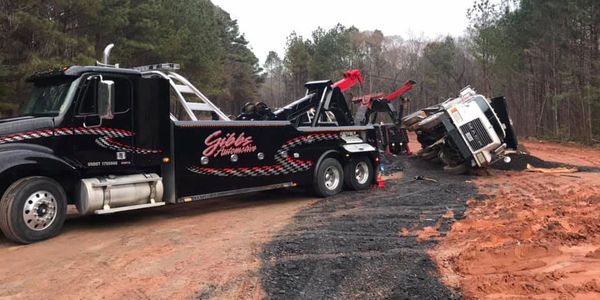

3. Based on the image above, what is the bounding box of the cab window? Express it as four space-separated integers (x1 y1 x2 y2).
78 75 132 115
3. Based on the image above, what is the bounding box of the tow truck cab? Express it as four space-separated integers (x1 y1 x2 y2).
0 47 380 244
0 65 170 196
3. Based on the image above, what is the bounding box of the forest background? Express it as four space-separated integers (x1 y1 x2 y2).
1 0 598 142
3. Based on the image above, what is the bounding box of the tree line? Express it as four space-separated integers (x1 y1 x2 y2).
0 0 598 142
261 0 599 143
0 0 262 115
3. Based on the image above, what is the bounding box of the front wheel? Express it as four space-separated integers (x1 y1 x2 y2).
0 176 67 244
344 157 374 191
443 163 469 175
313 158 344 197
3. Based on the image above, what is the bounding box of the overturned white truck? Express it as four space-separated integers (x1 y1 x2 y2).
402 86 518 174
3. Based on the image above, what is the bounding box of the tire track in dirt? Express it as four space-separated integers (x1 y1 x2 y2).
260 158 478 299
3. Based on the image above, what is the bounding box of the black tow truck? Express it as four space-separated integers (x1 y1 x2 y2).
0 45 379 243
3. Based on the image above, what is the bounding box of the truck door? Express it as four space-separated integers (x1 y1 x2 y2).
69 74 135 172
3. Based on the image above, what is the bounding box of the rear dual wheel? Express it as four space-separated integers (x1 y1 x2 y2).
344 157 374 191
313 158 344 197
313 157 374 197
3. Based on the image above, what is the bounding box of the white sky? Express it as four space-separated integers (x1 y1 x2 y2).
212 0 476 64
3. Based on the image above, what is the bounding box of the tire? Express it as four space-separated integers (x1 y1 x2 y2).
313 158 344 197
443 163 469 175
419 147 439 160
417 112 444 131
401 110 425 127
430 153 442 164
439 144 464 167
344 157 374 191
0 176 67 244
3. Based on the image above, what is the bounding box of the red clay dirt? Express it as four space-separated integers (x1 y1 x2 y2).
518 138 600 167
0 191 315 299
430 140 600 299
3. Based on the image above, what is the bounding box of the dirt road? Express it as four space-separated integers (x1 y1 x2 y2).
1 138 598 299
0 158 475 299
0 192 315 299
1 156 477 299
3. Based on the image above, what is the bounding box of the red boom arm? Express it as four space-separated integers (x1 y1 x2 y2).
383 80 416 102
332 69 364 92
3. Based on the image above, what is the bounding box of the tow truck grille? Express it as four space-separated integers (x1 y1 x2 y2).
460 119 492 151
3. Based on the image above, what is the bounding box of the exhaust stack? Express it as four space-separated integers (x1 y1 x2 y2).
103 44 114 65
96 44 118 67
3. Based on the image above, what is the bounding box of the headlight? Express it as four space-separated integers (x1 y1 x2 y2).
449 106 464 123
475 152 486 164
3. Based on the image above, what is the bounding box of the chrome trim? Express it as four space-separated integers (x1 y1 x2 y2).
297 125 374 132
179 182 295 202
174 120 292 127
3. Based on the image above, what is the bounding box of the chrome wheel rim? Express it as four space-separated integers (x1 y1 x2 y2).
324 166 340 190
354 161 369 185
23 190 57 231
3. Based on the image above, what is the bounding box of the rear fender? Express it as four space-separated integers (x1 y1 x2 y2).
314 150 341 177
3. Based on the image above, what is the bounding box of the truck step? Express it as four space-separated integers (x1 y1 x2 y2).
94 202 165 215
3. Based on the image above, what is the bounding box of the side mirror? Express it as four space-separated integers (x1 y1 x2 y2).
97 79 115 120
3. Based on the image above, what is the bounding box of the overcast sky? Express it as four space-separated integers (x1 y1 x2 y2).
212 0 477 64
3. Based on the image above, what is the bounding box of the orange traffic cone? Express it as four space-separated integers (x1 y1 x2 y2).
376 175 385 188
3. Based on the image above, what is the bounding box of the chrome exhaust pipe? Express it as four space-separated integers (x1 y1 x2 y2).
102 44 114 65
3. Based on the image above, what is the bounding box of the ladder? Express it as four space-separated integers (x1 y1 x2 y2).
134 63 230 121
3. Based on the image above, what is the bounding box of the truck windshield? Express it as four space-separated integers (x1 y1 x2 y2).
19 78 78 117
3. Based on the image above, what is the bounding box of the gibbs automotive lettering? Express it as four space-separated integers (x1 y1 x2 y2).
202 130 257 158
189 133 339 177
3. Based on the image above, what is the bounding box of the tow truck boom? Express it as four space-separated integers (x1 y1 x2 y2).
384 80 416 102
351 79 416 155
332 69 364 92
240 70 364 126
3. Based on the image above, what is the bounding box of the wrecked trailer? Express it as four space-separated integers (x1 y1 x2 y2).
402 86 518 174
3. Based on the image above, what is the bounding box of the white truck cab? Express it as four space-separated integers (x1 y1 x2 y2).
442 87 507 167
402 86 517 173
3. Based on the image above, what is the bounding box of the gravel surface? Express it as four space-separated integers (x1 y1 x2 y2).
380 153 405 175
492 153 600 172
260 157 477 299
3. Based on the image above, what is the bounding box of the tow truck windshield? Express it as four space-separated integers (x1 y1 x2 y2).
18 77 78 117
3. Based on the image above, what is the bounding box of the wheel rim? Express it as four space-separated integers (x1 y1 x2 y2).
324 166 340 190
354 161 369 185
22 190 57 231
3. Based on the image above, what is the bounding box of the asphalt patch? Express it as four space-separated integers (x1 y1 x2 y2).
260 157 477 299
492 153 600 172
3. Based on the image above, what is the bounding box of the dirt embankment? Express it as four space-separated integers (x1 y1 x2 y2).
431 140 600 299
